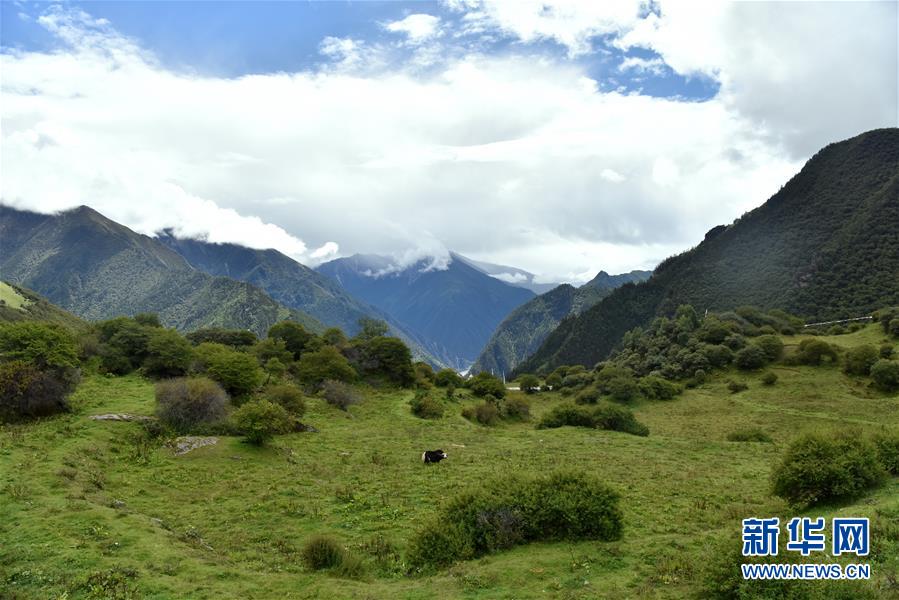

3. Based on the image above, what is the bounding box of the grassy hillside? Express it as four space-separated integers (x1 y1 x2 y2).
517 128 899 374
472 270 651 376
3 324 898 599
0 206 322 336
0 281 88 332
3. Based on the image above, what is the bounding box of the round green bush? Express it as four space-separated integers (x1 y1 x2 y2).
574 387 600 404
467 372 506 398
517 374 540 394
295 346 356 388
155 377 228 433
434 368 462 388
795 339 839 366
843 344 879 376
726 428 772 443
263 384 306 417
760 371 778 385
592 402 649 436
870 359 899 392
735 345 767 370
301 535 345 570
753 335 784 362
872 430 899 475
409 391 444 419
144 328 193 379
880 343 895 359
637 375 680 400
407 472 622 570
771 430 885 506
321 380 361 411
501 396 530 421
462 400 499 426
0 360 78 422
197 345 263 399
727 380 749 393
231 399 291 445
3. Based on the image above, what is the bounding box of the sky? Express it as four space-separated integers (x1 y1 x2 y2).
1 1 897 284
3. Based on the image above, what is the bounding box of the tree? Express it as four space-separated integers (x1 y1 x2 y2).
133 313 162 328
0 322 79 370
362 336 415 386
356 317 389 341
295 346 356 387
144 328 193 379
321 327 348 347
186 327 257 348
268 321 314 360
468 372 506 399
231 399 291 445
434 368 463 388
202 346 263 399
518 374 540 394
253 338 293 366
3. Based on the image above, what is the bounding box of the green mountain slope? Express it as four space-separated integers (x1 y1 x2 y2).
317 253 535 370
0 281 88 332
156 235 445 367
471 270 650 375
517 128 899 374
0 206 322 336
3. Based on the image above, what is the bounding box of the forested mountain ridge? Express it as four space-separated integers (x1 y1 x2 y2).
0 205 322 336
472 269 651 375
516 128 899 374
156 235 445 367
317 252 535 370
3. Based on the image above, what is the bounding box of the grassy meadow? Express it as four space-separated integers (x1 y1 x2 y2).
2 325 898 599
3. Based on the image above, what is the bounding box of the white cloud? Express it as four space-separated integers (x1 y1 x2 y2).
618 56 666 76
1 3 895 282
384 14 443 44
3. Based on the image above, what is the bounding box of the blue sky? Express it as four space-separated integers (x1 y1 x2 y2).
2 1 718 100
1 1 894 281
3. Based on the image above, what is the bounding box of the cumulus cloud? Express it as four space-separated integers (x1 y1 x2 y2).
384 14 443 44
1 2 895 282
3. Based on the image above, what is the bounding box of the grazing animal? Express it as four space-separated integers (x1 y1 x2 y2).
421 449 447 464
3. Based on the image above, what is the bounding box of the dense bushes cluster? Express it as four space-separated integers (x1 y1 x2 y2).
407 471 622 570
0 322 81 422
537 402 649 436
461 393 530 425
770 429 894 506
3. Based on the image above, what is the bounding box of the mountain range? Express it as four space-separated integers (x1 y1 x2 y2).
0 205 322 336
317 253 536 370
471 269 651 376
516 128 899 374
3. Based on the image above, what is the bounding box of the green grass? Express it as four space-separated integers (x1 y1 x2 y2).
2 325 899 598
0 281 31 310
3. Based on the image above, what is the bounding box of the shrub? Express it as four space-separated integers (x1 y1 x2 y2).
638 375 680 400
268 321 315 360
155 377 228 433
795 339 839 366
409 391 444 419
231 399 291 445
537 403 595 429
302 535 345 570
321 380 361 411
753 335 784 362
462 401 499 426
198 345 264 399
544 372 563 389
0 360 77 422
517 374 540 394
467 372 506 399
701 344 733 368
760 371 778 385
771 430 885 506
0 321 79 370
537 402 648 436
434 368 462 388
870 359 899 392
295 346 356 388
890 318 899 338
734 345 767 370
592 402 649 436
880 343 895 359
360 336 415 386
321 327 348 347
186 327 258 348
872 430 899 475
253 338 293 366
843 344 879 376
727 380 748 393
574 387 601 404
726 428 772 442
407 471 622 570
263 384 306 417
143 328 193 379
501 396 530 421
559 372 593 390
